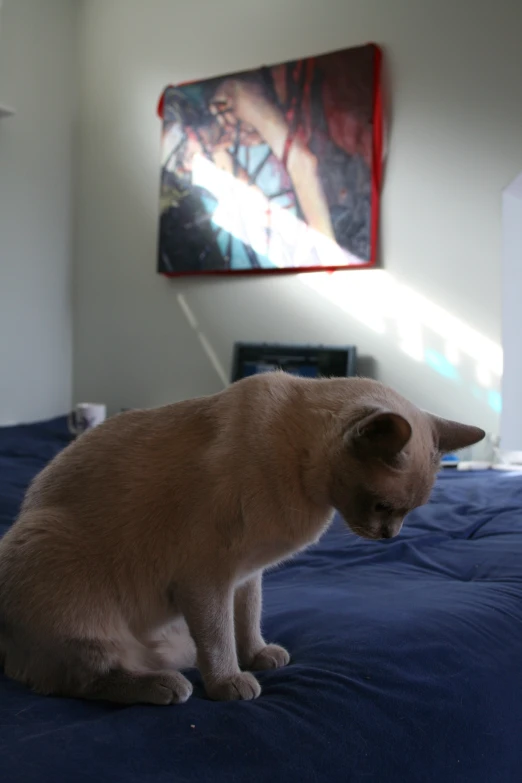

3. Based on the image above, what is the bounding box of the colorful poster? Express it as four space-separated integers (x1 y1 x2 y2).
157 43 383 276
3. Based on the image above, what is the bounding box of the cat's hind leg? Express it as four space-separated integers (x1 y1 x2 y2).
1 627 193 705
85 668 193 705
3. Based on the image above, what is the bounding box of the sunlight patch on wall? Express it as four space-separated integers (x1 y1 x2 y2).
187 155 502 412
424 349 460 381
299 270 502 411
191 154 365 271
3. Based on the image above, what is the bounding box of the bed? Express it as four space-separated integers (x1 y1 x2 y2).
1 417 522 783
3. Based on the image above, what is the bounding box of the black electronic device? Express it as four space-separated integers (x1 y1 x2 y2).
231 342 357 383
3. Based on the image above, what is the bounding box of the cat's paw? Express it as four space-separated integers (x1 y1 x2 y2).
147 672 194 705
249 643 290 671
206 672 261 701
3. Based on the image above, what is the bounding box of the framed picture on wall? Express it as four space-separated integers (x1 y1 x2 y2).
157 43 383 276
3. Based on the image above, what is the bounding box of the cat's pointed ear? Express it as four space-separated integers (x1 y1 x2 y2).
429 415 485 453
347 410 412 463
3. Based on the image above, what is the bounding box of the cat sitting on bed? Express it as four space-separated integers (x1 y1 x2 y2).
0 372 484 705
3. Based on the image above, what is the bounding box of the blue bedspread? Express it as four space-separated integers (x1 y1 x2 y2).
1 418 522 783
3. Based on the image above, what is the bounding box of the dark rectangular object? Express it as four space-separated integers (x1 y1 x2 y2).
231 341 357 383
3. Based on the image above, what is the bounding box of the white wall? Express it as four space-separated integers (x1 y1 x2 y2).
74 0 522 437
500 171 522 454
0 0 76 425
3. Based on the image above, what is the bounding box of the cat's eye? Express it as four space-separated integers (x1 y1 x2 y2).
374 501 393 514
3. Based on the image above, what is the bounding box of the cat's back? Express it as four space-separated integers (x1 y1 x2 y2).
21 396 220 515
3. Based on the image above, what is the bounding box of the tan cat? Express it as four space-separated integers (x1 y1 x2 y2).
0 372 484 705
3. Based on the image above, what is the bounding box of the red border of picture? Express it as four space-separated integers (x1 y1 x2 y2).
157 43 383 278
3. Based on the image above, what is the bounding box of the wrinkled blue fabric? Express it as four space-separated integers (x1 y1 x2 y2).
1 418 521 782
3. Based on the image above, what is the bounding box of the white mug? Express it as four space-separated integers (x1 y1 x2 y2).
68 402 107 436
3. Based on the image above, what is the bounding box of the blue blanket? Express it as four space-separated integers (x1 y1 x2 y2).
1 418 521 783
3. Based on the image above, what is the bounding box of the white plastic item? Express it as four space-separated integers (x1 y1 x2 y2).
457 461 492 471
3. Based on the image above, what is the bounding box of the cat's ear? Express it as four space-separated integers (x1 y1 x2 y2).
429 415 485 453
346 410 412 464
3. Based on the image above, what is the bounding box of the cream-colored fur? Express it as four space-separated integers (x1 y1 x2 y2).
0 372 484 704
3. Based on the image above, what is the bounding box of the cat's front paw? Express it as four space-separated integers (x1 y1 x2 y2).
206 672 261 701
249 643 290 671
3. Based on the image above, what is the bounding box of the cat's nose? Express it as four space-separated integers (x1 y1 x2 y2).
380 521 402 539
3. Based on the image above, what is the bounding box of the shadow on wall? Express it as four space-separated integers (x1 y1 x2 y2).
356 355 377 378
